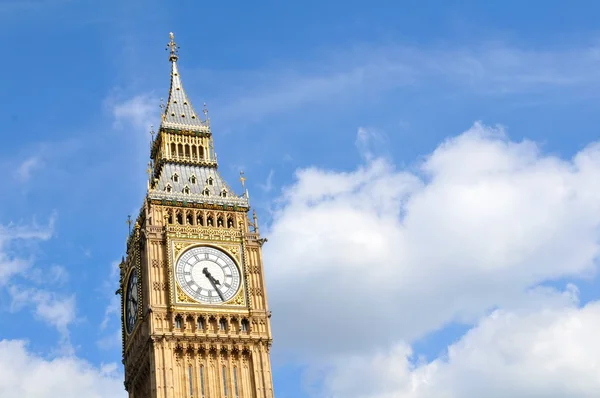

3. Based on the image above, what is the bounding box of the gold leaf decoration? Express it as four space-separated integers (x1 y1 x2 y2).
225 288 245 306
176 285 196 303
174 242 184 258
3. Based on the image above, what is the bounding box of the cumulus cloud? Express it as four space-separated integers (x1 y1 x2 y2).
322 286 600 398
264 122 600 361
0 339 124 398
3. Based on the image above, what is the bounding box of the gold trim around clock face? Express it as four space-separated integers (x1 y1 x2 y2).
171 241 246 307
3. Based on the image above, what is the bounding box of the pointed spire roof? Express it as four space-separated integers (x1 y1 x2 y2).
160 32 208 131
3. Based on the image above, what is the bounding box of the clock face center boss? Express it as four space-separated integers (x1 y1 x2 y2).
175 246 241 304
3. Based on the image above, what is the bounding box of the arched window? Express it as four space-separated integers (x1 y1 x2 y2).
197 317 204 331
197 214 204 226
183 185 190 194
165 184 172 193
227 217 234 228
220 189 228 198
217 216 224 227
207 215 214 226
203 188 210 196
233 367 239 398
207 177 213 185
176 212 183 225
199 366 206 397
175 315 183 329
170 143 176 157
219 318 227 331
190 175 197 184
188 366 194 397
185 144 190 158
186 212 193 225
240 319 249 332
199 145 205 159
172 173 179 183
222 366 228 397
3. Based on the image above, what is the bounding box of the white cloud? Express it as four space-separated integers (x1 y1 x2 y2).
0 339 124 398
259 169 275 193
14 156 42 182
98 260 121 349
0 218 54 285
212 43 600 122
264 122 600 361
8 286 77 352
214 43 600 124
109 93 157 130
321 287 600 398
355 126 387 161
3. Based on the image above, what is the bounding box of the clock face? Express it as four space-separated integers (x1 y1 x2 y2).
175 246 241 304
125 269 138 334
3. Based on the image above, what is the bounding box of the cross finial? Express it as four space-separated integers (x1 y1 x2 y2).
126 215 133 234
166 32 179 62
149 125 155 141
239 170 246 189
203 102 210 127
159 98 166 121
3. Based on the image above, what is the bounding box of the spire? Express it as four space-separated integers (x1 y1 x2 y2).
161 32 208 131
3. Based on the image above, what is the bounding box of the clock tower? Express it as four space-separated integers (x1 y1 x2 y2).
119 33 275 398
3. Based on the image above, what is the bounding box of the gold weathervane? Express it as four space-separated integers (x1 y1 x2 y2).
239 171 246 189
166 32 179 62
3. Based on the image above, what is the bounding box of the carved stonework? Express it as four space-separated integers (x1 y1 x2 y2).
176 284 196 304
121 35 275 398
225 288 246 306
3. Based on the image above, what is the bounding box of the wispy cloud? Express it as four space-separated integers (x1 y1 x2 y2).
212 42 600 125
14 156 42 183
98 260 121 349
8 286 77 354
259 169 275 193
107 92 157 130
0 216 55 285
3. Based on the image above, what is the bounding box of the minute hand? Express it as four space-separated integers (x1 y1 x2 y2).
203 268 225 301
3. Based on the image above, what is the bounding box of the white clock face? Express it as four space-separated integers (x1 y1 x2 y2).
125 269 138 334
175 246 241 304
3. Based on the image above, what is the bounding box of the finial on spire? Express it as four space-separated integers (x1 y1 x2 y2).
159 98 166 121
149 125 155 141
146 162 153 178
239 171 246 189
166 32 179 62
203 103 210 127
126 215 133 235
253 209 260 234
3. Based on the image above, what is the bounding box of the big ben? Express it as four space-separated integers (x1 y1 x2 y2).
119 33 275 398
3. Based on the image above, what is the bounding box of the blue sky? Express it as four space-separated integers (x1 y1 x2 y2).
2 1 600 397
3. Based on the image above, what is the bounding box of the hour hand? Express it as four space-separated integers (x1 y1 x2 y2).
203 268 221 285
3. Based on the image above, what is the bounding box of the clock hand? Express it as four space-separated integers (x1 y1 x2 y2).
203 268 225 301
